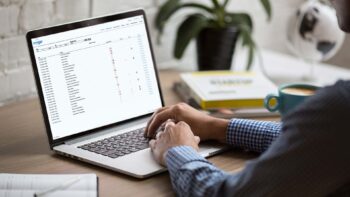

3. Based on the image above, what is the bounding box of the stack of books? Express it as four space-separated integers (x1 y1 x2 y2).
174 71 279 118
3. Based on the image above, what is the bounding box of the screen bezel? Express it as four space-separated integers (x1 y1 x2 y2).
26 9 164 148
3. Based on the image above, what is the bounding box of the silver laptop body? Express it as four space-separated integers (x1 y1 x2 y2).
27 9 227 178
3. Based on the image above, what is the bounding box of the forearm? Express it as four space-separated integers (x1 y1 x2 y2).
166 146 234 197
227 119 281 153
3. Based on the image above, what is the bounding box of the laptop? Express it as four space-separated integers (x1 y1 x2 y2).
26 9 227 178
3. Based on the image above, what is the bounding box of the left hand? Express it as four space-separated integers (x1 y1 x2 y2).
149 121 200 166
145 103 229 143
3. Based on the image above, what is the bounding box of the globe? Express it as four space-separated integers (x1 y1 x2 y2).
287 0 345 62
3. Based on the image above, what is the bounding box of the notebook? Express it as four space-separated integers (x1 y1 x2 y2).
0 173 98 197
179 71 277 109
173 82 279 118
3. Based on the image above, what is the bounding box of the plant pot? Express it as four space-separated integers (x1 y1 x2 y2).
196 26 239 71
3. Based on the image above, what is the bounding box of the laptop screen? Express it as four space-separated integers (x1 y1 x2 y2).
30 14 162 140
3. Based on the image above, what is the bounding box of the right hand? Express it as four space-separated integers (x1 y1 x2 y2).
149 121 200 166
145 103 229 142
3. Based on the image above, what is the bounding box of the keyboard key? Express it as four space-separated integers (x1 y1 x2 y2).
89 147 101 152
138 144 149 149
79 145 89 150
121 149 131 154
108 138 115 142
130 147 139 152
114 151 124 156
102 139 109 144
108 154 119 159
88 144 96 148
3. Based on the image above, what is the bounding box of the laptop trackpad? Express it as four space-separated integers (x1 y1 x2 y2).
199 141 229 158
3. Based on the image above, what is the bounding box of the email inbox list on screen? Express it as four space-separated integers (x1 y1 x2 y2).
32 16 162 140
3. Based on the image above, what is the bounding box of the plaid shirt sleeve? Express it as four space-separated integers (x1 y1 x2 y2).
166 146 232 197
165 119 282 197
227 119 281 153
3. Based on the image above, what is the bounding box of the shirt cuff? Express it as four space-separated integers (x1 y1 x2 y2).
226 119 236 145
226 119 281 153
166 146 210 176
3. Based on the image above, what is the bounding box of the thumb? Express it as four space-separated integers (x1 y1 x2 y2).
149 139 156 150
194 136 200 144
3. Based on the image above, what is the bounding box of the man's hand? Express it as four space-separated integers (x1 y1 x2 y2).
145 103 229 142
149 121 200 166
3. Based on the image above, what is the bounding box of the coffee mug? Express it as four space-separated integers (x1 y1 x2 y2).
264 84 319 115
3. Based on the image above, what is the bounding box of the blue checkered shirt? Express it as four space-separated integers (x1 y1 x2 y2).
166 119 281 197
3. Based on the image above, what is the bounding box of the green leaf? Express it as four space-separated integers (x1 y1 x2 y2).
246 42 255 70
222 0 230 9
155 0 214 42
226 13 256 70
238 24 256 70
174 14 209 59
211 0 221 9
260 0 272 21
226 13 253 32
155 0 180 34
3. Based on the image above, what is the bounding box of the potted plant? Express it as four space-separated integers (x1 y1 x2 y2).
155 0 272 70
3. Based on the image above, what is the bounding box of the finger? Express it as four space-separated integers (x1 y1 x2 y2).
145 107 169 137
155 131 163 139
177 121 190 129
149 139 156 150
166 119 176 123
164 121 176 131
145 107 170 137
146 109 175 138
158 119 175 132
194 136 200 144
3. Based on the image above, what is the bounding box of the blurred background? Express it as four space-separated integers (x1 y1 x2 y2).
0 0 349 105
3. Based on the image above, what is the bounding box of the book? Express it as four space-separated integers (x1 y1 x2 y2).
173 82 279 119
0 173 98 197
180 71 278 110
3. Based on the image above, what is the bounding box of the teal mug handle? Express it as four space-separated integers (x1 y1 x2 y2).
264 94 280 112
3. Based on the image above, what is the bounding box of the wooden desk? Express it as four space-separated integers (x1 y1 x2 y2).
0 70 276 197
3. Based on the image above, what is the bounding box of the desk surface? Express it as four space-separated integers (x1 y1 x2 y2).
0 70 277 197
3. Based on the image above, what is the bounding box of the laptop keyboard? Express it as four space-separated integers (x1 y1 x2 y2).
78 128 149 159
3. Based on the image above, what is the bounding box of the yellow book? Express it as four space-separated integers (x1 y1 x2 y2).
180 71 277 110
